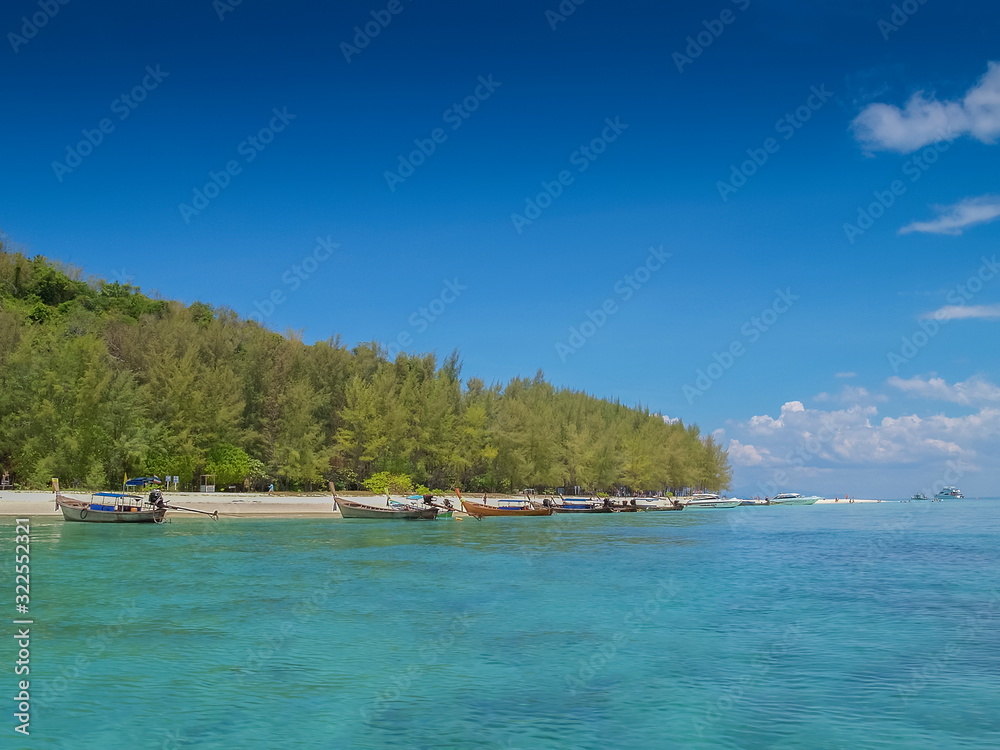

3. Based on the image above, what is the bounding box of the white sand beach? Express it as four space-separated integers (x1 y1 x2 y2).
0 491 490 519
0 490 339 518
815 497 882 503
1 490 890 519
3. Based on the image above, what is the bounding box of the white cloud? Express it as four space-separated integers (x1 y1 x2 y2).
746 400 804 433
922 304 1000 321
727 439 772 467
726 399 1000 493
900 195 1000 235
878 410 999 456
815 386 888 405
887 375 1000 405
852 62 1000 153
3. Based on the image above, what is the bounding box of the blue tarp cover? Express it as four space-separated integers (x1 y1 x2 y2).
125 476 161 486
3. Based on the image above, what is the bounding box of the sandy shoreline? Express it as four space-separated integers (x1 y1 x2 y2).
0 491 476 519
0 490 341 518
1 489 887 519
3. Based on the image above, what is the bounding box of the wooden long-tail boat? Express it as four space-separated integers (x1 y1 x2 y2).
551 504 614 514
56 492 167 523
56 484 220 523
408 495 456 519
549 498 615 514
634 497 685 511
335 496 438 520
459 497 552 518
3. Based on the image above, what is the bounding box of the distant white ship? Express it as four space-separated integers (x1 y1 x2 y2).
934 486 964 500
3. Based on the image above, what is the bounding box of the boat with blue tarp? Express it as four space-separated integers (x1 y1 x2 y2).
55 476 218 523
56 489 168 523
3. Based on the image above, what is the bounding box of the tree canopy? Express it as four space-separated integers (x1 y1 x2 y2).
0 245 731 492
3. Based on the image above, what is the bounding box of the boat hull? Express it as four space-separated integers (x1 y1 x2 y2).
461 499 552 517
682 500 741 509
632 498 685 511
335 498 437 520
551 506 614 513
768 496 822 506
57 495 166 523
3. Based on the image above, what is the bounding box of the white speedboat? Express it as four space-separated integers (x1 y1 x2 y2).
934 486 963 500
681 494 741 509
767 493 822 505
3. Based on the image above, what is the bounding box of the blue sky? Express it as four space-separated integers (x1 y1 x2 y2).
3 0 998 497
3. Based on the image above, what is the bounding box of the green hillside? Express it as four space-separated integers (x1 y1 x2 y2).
0 243 730 492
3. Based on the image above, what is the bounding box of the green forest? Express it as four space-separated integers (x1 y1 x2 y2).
0 246 731 493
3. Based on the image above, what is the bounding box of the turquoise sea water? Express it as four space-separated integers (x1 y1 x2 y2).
7 500 1000 749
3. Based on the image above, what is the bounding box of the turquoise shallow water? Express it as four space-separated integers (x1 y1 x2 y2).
6 500 1000 749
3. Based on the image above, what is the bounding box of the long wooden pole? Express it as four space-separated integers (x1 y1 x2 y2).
453 487 480 520
163 503 220 520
